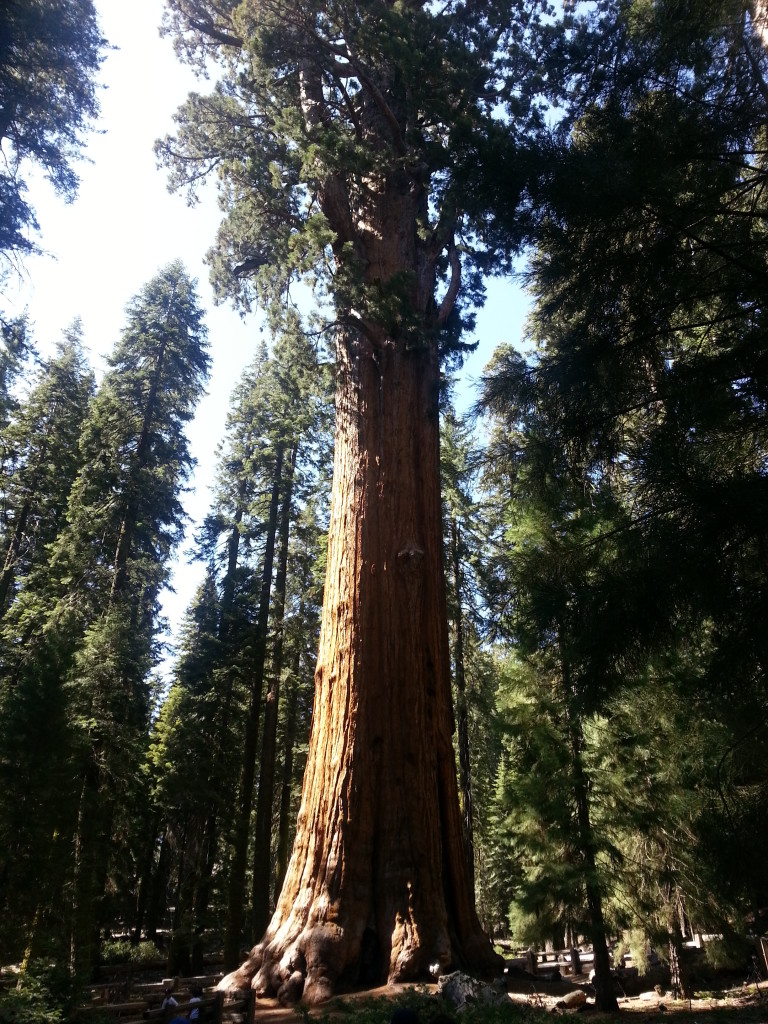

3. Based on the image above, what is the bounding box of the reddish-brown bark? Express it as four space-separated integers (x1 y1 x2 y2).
220 170 499 1002
222 334 496 1003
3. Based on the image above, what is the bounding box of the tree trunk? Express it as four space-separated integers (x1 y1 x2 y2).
0 497 31 616
216 59 497 993
449 516 474 887
133 811 162 942
566 697 618 1013
221 320 498 1002
223 443 284 970
70 766 110 980
192 492 249 967
146 828 173 944
274 666 299 899
251 443 297 941
665 884 692 1000
168 832 196 977
667 927 692 1001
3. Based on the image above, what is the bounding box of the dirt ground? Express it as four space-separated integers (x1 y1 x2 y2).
249 980 768 1024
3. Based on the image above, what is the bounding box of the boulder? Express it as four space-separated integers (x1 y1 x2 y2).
437 972 510 1011
555 990 587 1009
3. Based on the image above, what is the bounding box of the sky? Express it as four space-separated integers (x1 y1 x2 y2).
3 0 530 669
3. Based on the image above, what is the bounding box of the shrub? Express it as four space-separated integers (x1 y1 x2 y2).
0 960 79 1024
100 940 161 965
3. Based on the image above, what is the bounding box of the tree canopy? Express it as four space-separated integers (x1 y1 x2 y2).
0 0 105 269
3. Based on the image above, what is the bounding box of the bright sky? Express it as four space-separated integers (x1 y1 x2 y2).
3 0 530 670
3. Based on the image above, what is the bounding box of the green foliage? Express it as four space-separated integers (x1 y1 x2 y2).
704 936 753 972
318 992 548 1024
137 314 332 968
0 960 81 1024
99 940 161 965
157 0 535 351
614 929 651 975
0 323 94 614
0 0 105 270
4 0 768 991
0 263 209 972
0 315 33 428
478 0 768 976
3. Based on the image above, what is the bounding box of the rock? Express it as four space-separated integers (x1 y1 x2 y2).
437 972 510 1011
555 990 587 1009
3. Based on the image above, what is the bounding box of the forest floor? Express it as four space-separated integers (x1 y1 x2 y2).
247 981 768 1024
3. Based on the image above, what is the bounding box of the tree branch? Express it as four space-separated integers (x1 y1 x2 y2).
437 239 461 325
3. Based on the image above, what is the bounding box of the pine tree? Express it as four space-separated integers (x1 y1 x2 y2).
145 569 235 973
223 321 328 967
0 263 209 974
508 0 768 692
0 323 94 616
479 355 647 1009
481 1 768 979
0 0 105 270
145 319 331 970
250 321 332 946
0 313 33 428
440 407 501 898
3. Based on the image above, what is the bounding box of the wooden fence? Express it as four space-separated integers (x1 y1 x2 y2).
79 975 253 1024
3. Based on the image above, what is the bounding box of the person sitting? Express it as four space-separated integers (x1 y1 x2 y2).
188 985 203 1021
161 987 178 1013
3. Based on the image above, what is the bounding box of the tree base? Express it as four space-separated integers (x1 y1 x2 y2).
218 923 502 1005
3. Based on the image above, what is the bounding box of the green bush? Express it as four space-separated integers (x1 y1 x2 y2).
100 940 161 965
704 935 751 971
0 961 79 1024
323 989 549 1024
0 986 61 1024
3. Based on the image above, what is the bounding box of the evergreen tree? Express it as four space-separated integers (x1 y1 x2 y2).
0 313 33 428
502 0 768 695
483 0 768 973
220 321 327 967
479 355 648 1009
0 0 105 270
0 323 94 615
143 318 331 971
144 569 237 973
250 321 332 946
272 492 329 899
155 0 544 994
478 0 768 988
440 406 502 910
0 262 209 974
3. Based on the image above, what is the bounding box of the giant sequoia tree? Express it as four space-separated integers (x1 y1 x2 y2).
158 0 534 1002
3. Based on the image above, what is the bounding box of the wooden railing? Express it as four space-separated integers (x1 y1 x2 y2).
79 979 253 1024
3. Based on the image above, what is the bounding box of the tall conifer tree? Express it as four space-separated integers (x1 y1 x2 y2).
156 0 541 996
0 263 209 973
0 0 105 270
